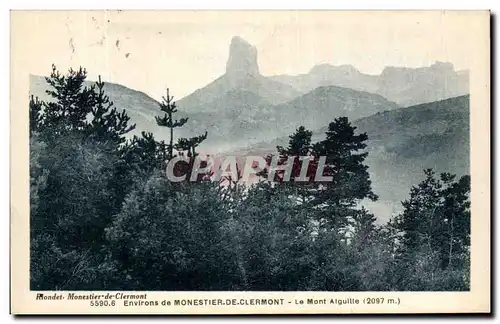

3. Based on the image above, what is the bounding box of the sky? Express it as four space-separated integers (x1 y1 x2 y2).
13 10 483 100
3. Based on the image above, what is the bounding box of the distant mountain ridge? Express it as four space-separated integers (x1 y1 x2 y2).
179 36 468 113
270 61 469 107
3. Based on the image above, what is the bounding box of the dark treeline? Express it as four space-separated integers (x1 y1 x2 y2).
30 66 470 291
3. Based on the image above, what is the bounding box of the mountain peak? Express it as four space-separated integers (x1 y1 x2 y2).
226 36 260 76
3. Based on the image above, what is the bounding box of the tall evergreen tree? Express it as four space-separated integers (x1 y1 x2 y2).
390 169 471 290
42 65 96 134
277 125 313 157
175 131 208 158
86 76 136 143
30 65 137 289
311 117 377 230
155 88 189 159
155 88 208 181
259 126 318 204
396 169 442 259
439 174 470 268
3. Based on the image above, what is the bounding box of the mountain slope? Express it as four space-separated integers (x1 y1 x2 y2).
269 85 399 132
349 95 469 208
179 85 399 153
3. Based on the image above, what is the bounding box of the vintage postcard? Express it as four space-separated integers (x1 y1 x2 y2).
10 10 490 314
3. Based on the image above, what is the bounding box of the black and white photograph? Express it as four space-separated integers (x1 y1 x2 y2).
10 10 490 314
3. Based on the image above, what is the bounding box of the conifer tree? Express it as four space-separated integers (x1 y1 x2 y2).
396 169 443 259
155 88 208 181
175 131 208 158
43 65 96 133
155 88 189 159
259 126 318 202
351 207 378 247
30 65 138 289
40 65 136 144
274 126 317 204
439 174 470 268
277 125 313 157
29 95 43 135
311 117 377 230
121 132 169 175
86 76 136 143
394 170 470 268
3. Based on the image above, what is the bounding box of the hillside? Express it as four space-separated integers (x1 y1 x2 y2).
270 85 399 131
177 85 399 153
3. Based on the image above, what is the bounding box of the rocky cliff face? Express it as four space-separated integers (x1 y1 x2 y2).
225 36 260 77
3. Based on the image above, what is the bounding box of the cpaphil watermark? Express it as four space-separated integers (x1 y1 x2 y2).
165 155 334 183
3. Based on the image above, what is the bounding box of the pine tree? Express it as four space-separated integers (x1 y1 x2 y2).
155 88 208 182
39 65 136 144
259 126 318 204
311 117 377 230
277 125 313 157
30 65 138 289
437 173 470 269
175 131 208 158
29 95 43 135
391 169 471 290
86 76 136 143
155 88 189 159
395 169 443 259
42 65 96 134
